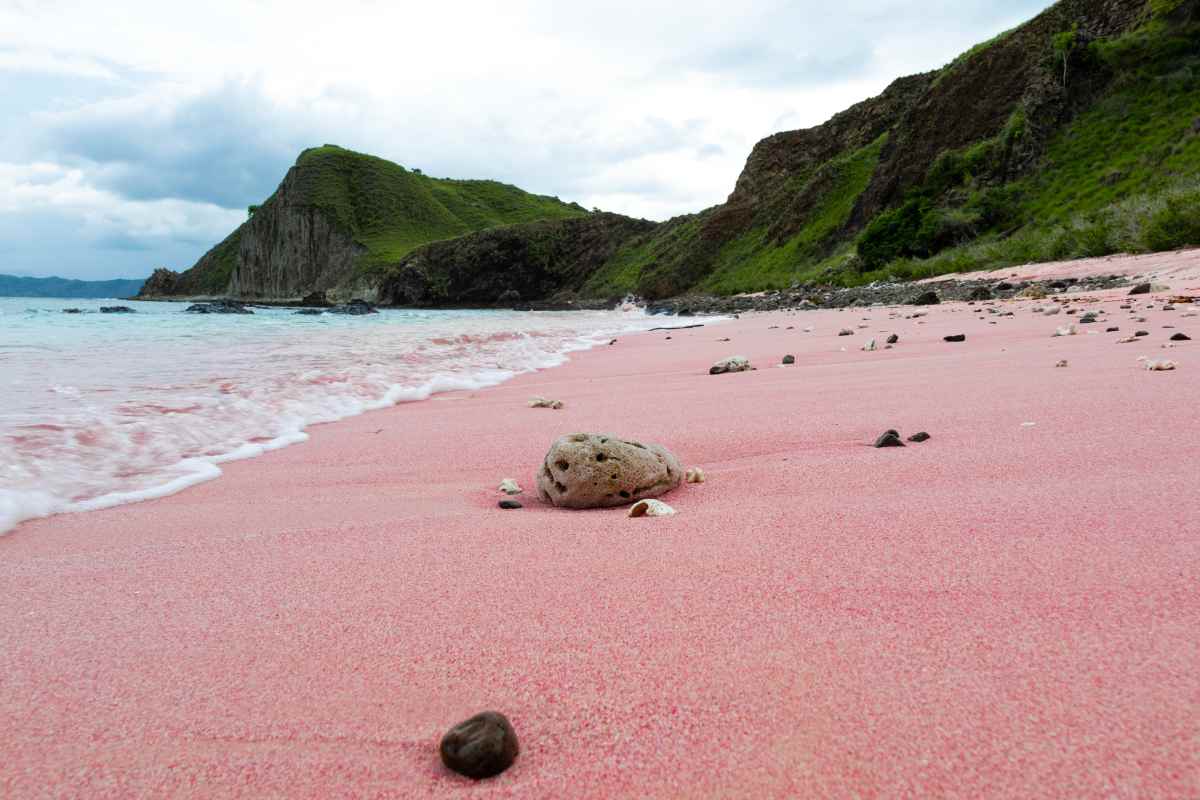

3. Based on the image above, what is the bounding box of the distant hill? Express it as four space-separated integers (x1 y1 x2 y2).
139 145 589 299
0 274 146 298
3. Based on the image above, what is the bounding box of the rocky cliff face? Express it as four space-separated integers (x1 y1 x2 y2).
227 172 366 300
855 0 1146 220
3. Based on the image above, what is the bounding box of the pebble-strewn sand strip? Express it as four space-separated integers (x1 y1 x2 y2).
1 259 1197 798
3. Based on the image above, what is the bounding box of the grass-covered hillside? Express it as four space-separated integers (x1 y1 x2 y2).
585 0 1200 298
148 145 588 297
289 146 588 271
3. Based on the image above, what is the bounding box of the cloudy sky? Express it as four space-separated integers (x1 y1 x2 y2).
1 0 1050 280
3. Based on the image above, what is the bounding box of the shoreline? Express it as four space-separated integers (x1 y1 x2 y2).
2 255 1197 797
0 311 677 536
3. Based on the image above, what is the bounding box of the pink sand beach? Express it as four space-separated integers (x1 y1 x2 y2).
2 256 1198 798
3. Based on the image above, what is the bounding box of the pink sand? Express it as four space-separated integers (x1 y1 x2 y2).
2 257 1198 798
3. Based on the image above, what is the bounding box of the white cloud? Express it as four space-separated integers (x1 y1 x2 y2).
0 161 244 244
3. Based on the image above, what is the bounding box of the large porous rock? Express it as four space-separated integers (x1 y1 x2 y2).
440 711 519 780
709 355 751 375
537 433 682 508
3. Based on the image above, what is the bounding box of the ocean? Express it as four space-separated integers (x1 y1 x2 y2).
0 297 671 533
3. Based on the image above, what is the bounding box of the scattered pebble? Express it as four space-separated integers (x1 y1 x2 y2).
874 430 905 448
1106 327 1120 332
1056 360 1069 368
498 499 523 510
782 355 795 365
529 397 564 410
440 711 519 780
629 499 677 518
943 334 966 343
886 334 899 344
862 338 877 352
1141 359 1177 371
838 329 854 336
907 432 931 443
685 467 706 484
1053 324 1077 337
1170 333 1191 341
498 479 522 495
1135 331 1150 337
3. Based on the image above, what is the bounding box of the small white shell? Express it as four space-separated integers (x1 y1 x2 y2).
628 499 677 518
861 338 877 352
685 467 706 484
499 478 522 495
1141 359 1177 371
1053 324 1077 337
1055 360 1069 368
528 397 564 409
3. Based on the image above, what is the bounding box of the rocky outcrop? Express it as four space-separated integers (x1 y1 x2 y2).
537 433 682 509
372 213 655 307
137 268 180 297
226 176 366 300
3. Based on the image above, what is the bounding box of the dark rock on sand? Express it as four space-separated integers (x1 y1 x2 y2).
943 334 966 342
293 308 324 315
61 308 83 314
782 355 795 365
1107 327 1120 332
875 430 906 448
968 287 992 301
440 711 519 780
185 300 251 314
327 299 378 315
1136 331 1150 337
907 432 931 443
912 291 941 306
1171 333 1191 341
1129 283 1152 296
100 306 135 314
498 499 523 509
886 334 899 344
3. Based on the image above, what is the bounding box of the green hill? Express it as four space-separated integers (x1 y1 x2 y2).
581 0 1200 298
143 145 588 298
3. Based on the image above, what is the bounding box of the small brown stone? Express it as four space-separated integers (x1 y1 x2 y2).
440 711 519 780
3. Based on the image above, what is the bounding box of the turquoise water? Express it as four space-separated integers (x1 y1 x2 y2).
0 297 664 533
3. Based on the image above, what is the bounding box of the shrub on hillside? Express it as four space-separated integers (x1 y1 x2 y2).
1142 188 1200 250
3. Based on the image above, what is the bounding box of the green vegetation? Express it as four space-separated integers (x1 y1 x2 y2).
854 182 1200 285
844 4 1200 287
698 135 887 293
583 134 887 297
289 145 587 271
